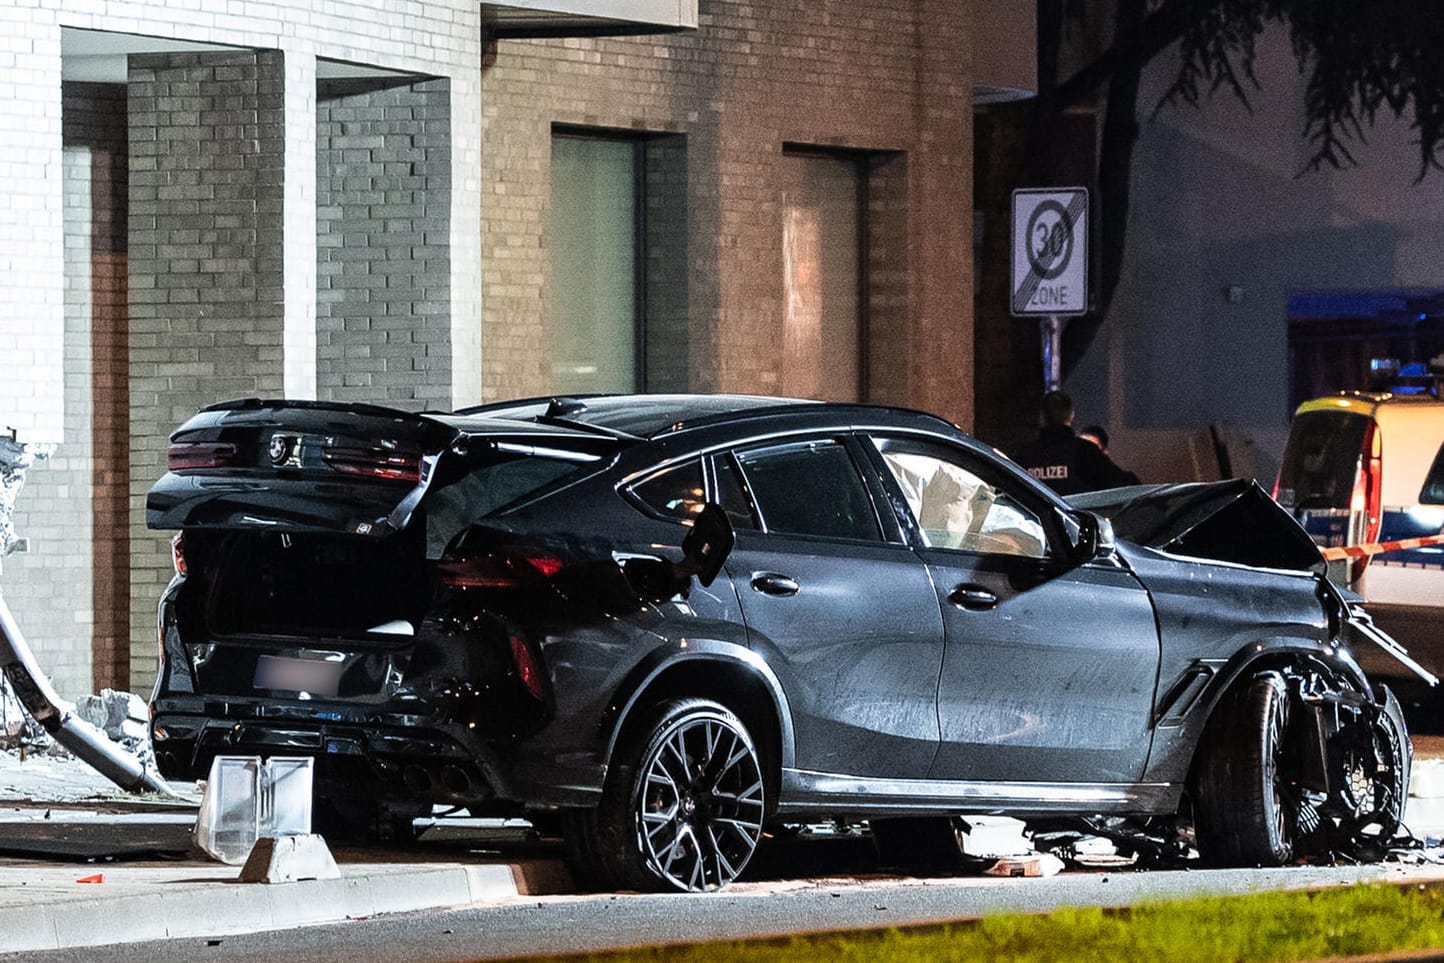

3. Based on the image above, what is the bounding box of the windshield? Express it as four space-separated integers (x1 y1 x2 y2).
1276 410 1370 511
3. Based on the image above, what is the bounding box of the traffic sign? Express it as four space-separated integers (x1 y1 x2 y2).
1011 188 1089 316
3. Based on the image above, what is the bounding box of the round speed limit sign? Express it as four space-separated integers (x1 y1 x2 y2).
1011 188 1088 316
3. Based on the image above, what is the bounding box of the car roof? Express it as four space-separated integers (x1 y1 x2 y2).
430 394 1026 487
448 394 827 440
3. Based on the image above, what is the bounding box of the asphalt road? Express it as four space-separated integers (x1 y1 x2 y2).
12 837 1444 963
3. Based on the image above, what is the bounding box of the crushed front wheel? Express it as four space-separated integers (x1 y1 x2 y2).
1192 671 1296 866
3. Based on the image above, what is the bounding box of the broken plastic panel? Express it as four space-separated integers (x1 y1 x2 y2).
193 755 314 864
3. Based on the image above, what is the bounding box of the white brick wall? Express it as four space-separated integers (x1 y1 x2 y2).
3 145 96 700
4 0 487 691
283 47 318 400
0 7 66 446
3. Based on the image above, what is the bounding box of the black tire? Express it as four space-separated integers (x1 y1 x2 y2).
1193 671 1295 866
870 816 966 872
568 698 767 892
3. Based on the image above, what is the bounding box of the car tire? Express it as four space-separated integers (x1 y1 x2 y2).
573 698 767 893
869 816 966 872
1193 671 1295 866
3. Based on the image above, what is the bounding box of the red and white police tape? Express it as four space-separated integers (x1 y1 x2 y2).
1319 533 1444 562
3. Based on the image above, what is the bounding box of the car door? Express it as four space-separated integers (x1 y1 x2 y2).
715 436 944 779
865 434 1160 785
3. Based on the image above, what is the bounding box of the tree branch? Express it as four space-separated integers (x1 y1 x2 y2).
1055 0 1199 109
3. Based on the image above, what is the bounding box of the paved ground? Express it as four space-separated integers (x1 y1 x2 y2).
4 747 1444 957
0 751 569 956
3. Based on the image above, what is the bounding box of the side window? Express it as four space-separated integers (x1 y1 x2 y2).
872 438 1048 558
736 440 881 542
629 458 706 519
1422 442 1444 505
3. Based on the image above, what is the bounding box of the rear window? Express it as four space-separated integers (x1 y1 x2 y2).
629 459 706 520
423 453 593 555
1276 410 1370 510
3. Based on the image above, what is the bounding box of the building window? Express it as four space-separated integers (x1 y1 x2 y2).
550 131 642 394
779 148 866 402
1287 290 1444 410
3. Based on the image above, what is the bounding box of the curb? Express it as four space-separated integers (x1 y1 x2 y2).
0 861 530 954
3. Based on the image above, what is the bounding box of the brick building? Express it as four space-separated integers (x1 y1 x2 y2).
0 1 1034 698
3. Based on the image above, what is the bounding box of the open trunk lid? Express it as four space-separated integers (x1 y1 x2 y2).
147 399 620 541
1069 478 1326 574
147 399 457 537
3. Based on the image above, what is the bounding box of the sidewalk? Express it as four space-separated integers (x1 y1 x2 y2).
0 750 569 955
4 750 1444 956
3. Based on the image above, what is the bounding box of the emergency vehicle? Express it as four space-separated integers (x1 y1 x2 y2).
1275 365 1444 690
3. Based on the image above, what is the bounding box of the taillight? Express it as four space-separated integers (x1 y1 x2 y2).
1349 421 1383 581
170 532 187 577
321 444 421 482
167 441 237 471
509 632 545 700
437 551 563 589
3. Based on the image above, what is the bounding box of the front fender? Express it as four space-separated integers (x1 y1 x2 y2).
1145 634 1373 788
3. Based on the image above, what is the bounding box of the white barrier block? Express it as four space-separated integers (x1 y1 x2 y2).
239 834 341 884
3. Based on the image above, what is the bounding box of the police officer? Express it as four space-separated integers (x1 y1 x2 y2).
1013 391 1139 495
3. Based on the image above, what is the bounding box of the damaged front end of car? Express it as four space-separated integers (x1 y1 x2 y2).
1065 480 1427 867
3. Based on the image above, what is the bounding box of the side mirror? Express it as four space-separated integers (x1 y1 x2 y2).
681 503 735 588
1074 511 1115 561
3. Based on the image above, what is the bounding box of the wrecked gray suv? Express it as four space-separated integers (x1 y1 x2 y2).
146 395 1418 892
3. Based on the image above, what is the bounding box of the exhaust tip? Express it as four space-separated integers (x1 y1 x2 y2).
439 765 471 796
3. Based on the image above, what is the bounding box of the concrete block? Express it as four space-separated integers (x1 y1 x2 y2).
239 835 341 884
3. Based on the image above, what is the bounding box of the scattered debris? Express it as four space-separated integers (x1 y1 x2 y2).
1 686 171 795
0 674 50 753
74 690 154 771
984 854 1065 878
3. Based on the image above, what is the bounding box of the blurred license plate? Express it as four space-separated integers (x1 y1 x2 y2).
254 655 342 696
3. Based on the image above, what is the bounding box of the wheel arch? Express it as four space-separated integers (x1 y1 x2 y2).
1182 635 1410 865
601 642 795 810
1147 634 1375 789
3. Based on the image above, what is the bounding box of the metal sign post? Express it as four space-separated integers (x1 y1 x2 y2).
1011 188 1089 392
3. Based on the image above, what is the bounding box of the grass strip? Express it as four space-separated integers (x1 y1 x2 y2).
508 882 1444 962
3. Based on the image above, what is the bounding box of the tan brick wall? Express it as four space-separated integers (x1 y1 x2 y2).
480 0 977 427
127 50 290 685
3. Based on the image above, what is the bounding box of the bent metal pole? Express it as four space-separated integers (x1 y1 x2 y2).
0 433 176 797
0 591 176 796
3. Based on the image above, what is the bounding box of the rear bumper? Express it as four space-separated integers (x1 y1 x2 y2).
150 699 604 810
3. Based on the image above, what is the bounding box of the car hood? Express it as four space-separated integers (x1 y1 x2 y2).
1068 479 1326 575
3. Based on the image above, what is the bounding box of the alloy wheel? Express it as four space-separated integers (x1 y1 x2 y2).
633 709 765 892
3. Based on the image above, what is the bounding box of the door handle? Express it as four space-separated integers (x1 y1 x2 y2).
751 573 800 597
948 584 998 611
